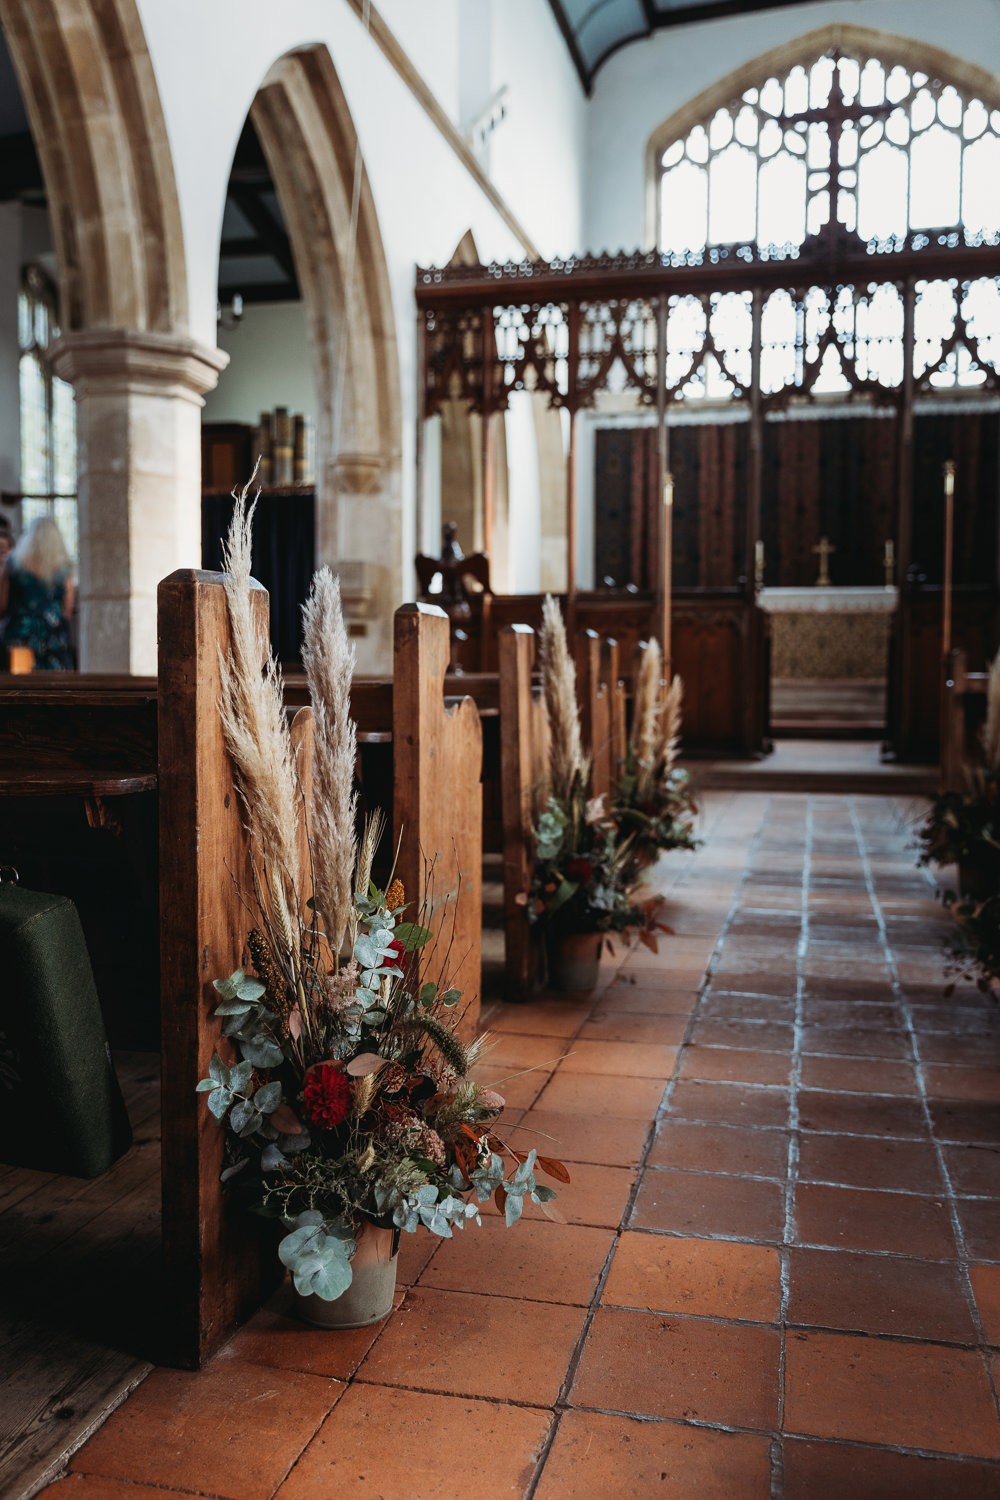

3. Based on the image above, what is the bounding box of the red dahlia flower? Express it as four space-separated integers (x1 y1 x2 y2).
385 937 407 973
302 1063 352 1129
566 856 594 884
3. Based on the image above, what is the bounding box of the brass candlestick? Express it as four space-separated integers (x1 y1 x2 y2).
883 539 895 590
754 539 765 590
942 460 956 660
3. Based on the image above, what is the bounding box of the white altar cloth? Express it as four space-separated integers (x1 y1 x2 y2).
759 586 898 614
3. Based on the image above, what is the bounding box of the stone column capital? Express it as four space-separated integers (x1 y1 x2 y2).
51 328 229 405
331 452 386 495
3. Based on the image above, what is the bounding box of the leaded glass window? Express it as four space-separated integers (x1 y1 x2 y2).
18 264 78 559
657 51 1000 404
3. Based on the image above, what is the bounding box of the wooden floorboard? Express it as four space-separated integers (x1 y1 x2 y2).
0 1052 161 1500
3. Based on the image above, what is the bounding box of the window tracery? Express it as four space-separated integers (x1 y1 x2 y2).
657 50 1000 405
18 264 78 556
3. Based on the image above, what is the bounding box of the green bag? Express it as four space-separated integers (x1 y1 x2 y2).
0 880 132 1177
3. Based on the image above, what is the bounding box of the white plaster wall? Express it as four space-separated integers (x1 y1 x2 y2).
505 393 542 593
202 301 314 428
584 0 1000 253
489 0 587 258
136 0 583 655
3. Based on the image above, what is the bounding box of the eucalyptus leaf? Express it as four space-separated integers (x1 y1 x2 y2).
206 1086 231 1119
229 1098 254 1133
504 1192 524 1228
254 1081 283 1113
240 1036 284 1069
212 970 244 999
236 978 267 1002
213 999 253 1017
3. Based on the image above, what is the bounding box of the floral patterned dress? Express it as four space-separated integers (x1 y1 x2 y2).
4 564 74 670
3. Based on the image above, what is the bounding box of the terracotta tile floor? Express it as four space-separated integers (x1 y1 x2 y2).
41 792 1000 1498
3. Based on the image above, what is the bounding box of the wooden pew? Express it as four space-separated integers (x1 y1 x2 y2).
157 575 483 1366
0 675 160 1048
440 587 768 755
499 625 549 1000
941 649 988 792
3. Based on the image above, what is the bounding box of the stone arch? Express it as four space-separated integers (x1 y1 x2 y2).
250 44 401 664
0 0 187 333
644 23 1000 246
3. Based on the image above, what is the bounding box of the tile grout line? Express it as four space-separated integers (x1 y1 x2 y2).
849 798 1000 1436
774 799 813 1498
521 796 770 1499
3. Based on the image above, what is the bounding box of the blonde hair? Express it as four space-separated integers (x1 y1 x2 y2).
12 516 71 584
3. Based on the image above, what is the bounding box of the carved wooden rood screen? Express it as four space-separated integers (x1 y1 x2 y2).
416 46 1000 758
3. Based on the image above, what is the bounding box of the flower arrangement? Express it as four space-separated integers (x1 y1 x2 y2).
613 638 699 885
942 889 1000 997
198 492 565 1308
917 653 1000 900
523 597 647 941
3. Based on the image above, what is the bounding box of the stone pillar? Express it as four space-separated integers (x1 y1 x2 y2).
52 330 228 674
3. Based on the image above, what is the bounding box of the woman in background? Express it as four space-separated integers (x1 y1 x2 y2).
0 515 75 670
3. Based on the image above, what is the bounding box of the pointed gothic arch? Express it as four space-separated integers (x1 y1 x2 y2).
0 0 187 333
645 24 1000 251
249 44 401 659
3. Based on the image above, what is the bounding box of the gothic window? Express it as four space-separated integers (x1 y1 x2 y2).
656 52 1000 403
18 263 78 557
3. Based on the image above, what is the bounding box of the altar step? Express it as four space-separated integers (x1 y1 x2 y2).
689 738 937 796
770 678 886 739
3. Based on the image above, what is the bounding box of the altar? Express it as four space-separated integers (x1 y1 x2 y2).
760 587 897 680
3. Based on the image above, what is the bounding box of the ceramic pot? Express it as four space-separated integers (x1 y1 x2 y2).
547 930 602 992
292 1224 398 1329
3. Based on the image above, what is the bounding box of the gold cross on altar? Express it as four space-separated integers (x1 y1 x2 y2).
812 536 835 587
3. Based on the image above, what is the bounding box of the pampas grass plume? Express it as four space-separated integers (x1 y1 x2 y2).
632 639 662 799
540 594 587 805
660 674 684 777
218 475 302 968
302 568 358 953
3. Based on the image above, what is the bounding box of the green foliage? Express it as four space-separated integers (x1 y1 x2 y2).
916 772 1000 870
198 891 567 1305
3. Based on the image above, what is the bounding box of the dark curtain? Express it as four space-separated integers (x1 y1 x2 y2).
201 489 316 662
593 424 749 589
911 412 999 586
761 416 896 587
596 411 997 593
593 428 656 589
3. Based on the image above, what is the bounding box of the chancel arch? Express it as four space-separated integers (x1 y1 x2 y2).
249 45 402 671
